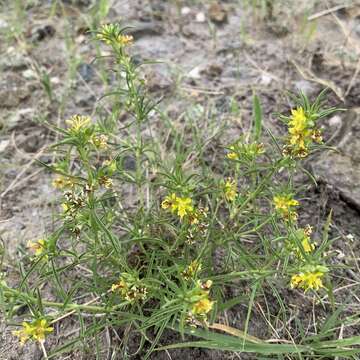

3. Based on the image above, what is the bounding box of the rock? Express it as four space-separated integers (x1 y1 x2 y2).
355 21 360 37
0 75 30 108
0 47 29 70
51 77 61 85
181 7 191 16
328 115 342 129
75 0 92 6
311 109 360 210
0 18 9 29
30 24 55 42
150 1 166 20
208 3 228 24
77 63 94 82
127 23 164 39
22 68 37 80
16 129 46 153
311 50 325 72
0 139 9 152
123 155 136 171
62 0 92 6
294 80 317 97
75 93 96 107
266 22 290 38
201 63 223 79
7 108 34 130
260 73 272 86
145 64 173 92
188 65 202 79
195 12 206 23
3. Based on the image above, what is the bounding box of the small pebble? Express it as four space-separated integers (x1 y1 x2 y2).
181 7 191 16
195 12 206 23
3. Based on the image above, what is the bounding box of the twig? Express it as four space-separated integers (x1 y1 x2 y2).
40 341 49 360
50 295 101 325
245 52 282 83
335 324 344 360
0 146 46 198
291 59 345 102
308 4 354 21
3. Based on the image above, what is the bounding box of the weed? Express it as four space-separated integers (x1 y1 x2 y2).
1 23 359 360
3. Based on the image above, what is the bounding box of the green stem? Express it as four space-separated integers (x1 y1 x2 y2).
2 287 108 313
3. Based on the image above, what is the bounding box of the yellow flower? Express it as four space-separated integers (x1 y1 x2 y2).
31 319 53 343
65 115 91 133
311 129 323 143
97 24 117 45
182 260 202 280
111 276 147 302
161 193 178 212
188 211 199 225
13 319 53 345
111 279 128 297
289 107 308 134
162 194 193 219
226 145 238 160
27 239 46 257
176 197 193 219
99 176 113 189
52 176 74 189
301 236 315 253
200 279 213 290
12 322 33 345
116 34 133 46
97 24 133 46
304 224 313 236
52 176 66 189
274 195 299 210
290 270 325 292
92 134 108 149
284 106 322 159
223 178 237 202
103 159 117 174
191 298 214 316
273 195 299 221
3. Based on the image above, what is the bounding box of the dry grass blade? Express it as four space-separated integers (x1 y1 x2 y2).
291 60 345 102
208 322 263 344
308 4 355 21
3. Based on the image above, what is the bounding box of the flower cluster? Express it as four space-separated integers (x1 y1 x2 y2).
186 206 209 244
290 266 327 292
161 193 194 220
97 24 133 47
273 194 299 221
283 107 322 158
27 239 47 257
66 115 91 134
52 175 75 189
288 225 315 258
226 141 265 161
222 178 237 202
61 190 87 236
111 273 148 303
91 134 108 149
13 319 53 345
182 260 202 281
185 280 214 325
62 190 86 215
99 175 113 189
